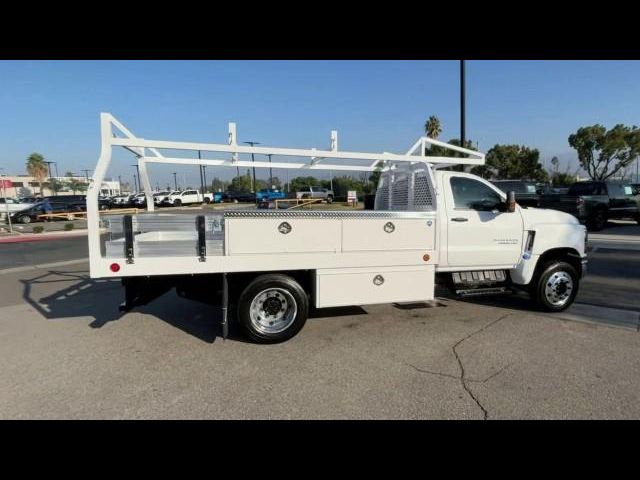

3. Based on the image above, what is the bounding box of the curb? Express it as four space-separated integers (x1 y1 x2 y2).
0 230 88 244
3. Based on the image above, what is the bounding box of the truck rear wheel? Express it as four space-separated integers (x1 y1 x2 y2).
237 274 308 344
326 195 333 204
173 199 182 207
531 260 579 312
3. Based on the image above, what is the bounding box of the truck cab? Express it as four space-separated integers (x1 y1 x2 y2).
430 170 587 309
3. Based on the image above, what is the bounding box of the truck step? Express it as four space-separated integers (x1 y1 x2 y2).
452 270 507 284
455 286 512 297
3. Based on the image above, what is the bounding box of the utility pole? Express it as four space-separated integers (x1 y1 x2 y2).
243 141 260 196
172 172 178 191
131 164 141 192
198 151 205 196
202 165 208 192
460 59 466 149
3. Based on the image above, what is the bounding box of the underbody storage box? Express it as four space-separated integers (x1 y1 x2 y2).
314 265 435 308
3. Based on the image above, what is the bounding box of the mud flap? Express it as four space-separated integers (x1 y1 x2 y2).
119 276 174 312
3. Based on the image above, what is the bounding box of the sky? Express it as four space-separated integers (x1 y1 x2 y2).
1 60 639 190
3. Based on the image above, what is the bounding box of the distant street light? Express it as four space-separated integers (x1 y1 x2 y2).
131 164 141 191
243 141 260 197
460 59 466 148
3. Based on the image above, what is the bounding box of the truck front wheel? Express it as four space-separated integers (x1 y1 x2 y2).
531 261 579 312
587 209 606 231
173 199 182 207
237 274 308 344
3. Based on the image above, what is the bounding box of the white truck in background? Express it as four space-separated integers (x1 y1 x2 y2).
161 189 214 206
87 114 587 344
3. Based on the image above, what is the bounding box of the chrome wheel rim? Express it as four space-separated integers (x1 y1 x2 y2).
544 271 574 307
249 288 297 335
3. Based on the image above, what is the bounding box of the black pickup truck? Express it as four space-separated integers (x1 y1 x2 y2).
491 180 547 207
538 180 640 231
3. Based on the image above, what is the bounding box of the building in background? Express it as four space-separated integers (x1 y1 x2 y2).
0 174 121 198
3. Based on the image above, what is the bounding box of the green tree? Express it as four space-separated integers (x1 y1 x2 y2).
477 144 548 181
289 176 320 193
210 177 228 192
424 115 442 139
49 178 64 195
26 153 48 195
66 177 87 194
568 124 640 180
229 170 253 192
428 138 479 172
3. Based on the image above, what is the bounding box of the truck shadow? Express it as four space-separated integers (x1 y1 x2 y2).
20 269 372 344
20 268 230 343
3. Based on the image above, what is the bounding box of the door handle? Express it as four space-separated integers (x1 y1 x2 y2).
451 217 468 222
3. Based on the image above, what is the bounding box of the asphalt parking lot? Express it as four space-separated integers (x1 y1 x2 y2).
0 221 639 419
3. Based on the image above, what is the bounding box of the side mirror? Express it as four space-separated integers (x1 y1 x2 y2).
506 191 516 212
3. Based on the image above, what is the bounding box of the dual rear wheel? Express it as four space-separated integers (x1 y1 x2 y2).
236 274 309 344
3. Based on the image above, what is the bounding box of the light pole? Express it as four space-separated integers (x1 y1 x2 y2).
133 174 138 193
198 151 205 195
202 165 208 193
44 161 57 196
267 154 273 188
460 59 466 149
172 172 178 191
131 164 141 192
81 169 91 181
118 175 122 194
243 141 260 195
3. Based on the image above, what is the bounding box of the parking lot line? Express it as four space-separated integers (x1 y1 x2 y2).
0 258 89 275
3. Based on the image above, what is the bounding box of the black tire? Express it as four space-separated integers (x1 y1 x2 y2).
530 260 579 312
19 215 32 224
173 199 182 207
204 198 211 204
587 209 606 231
237 274 308 344
326 195 333 204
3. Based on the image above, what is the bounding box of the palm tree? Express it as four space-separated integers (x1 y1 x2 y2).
26 153 48 195
424 115 442 139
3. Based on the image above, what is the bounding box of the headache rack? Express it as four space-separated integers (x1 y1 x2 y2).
87 113 485 275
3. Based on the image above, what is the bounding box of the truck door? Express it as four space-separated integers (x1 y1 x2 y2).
444 174 524 267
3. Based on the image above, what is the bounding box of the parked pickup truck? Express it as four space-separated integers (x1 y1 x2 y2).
491 180 546 207
88 113 588 344
161 189 214 206
538 180 640 231
296 185 334 203
256 188 286 202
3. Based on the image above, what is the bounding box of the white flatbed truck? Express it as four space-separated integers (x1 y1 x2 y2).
87 114 587 343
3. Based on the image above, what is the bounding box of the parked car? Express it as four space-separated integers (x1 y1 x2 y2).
161 189 214 206
9 201 84 224
108 195 130 208
296 185 334 203
538 180 640 231
224 191 256 203
1 197 35 214
491 180 546 207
